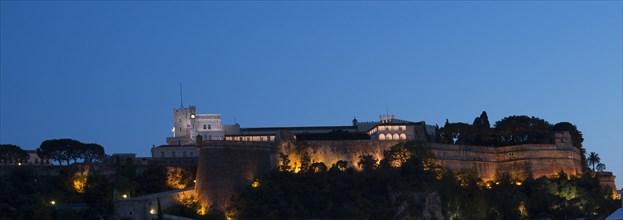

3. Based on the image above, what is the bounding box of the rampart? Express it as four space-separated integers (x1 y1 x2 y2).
279 140 582 181
195 140 279 210
195 132 584 210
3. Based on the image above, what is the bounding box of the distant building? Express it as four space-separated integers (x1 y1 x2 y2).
26 150 50 165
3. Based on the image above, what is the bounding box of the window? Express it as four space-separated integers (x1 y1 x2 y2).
161 152 165 158
208 135 212 140
183 151 187 157
208 124 211 129
172 152 176 158
203 124 207 129
190 152 194 157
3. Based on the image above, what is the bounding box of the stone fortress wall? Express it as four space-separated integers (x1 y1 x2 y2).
279 131 582 182
195 140 279 210
195 131 585 210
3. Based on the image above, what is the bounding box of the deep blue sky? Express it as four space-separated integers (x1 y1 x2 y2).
1 1 621 186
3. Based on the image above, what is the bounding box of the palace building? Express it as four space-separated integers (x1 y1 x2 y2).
152 106 437 158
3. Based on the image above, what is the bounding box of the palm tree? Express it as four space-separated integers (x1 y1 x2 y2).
587 152 600 171
596 163 606 172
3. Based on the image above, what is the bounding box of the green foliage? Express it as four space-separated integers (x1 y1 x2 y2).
587 152 601 171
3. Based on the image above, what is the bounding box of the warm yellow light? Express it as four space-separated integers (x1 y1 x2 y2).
495 181 500 185
191 114 195 119
50 200 56 205
122 194 128 199
515 181 523 186
166 167 188 189
485 183 492 189
150 209 156 214
251 180 260 188
197 205 207 215
72 166 89 193
194 180 196 183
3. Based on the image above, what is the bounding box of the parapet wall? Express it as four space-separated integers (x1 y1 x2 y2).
279 140 582 181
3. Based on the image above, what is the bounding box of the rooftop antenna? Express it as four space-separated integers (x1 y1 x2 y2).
179 82 184 108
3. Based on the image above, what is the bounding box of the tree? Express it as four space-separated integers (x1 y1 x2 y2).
357 154 378 172
278 153 291 172
442 122 474 145
472 111 493 145
472 111 491 130
330 160 348 172
493 116 552 146
82 143 105 163
39 139 84 165
0 144 29 165
596 163 606 172
587 152 600 171
309 162 327 173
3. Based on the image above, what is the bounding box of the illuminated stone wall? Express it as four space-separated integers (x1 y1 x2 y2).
195 132 583 210
195 140 278 210
278 132 582 181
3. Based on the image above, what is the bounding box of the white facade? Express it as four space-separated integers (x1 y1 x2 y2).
192 114 225 141
167 106 226 145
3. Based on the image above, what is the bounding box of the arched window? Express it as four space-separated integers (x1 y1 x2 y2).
400 133 407 140
203 124 207 129
379 134 386 140
208 124 211 129
393 133 400 140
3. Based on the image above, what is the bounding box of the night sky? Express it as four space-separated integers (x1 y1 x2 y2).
1 1 621 187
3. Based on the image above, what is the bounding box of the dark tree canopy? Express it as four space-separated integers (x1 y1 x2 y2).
493 116 552 146
0 144 29 164
37 139 106 165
